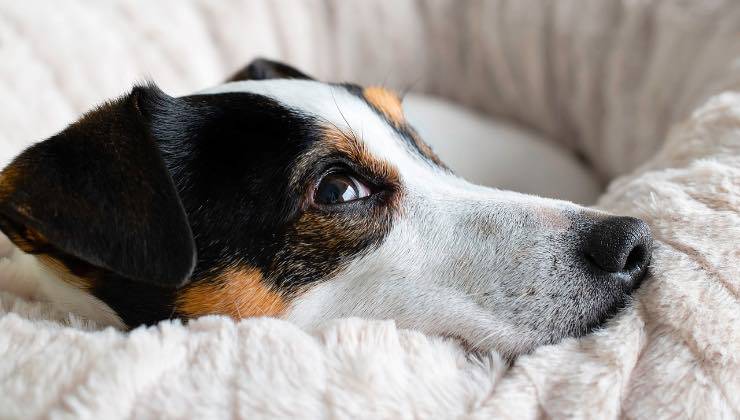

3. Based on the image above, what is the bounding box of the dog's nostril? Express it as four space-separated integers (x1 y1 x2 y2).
624 244 647 273
583 216 653 287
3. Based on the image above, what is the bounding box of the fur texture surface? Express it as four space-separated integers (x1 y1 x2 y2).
0 1 739 419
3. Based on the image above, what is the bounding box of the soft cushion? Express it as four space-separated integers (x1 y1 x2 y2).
404 94 602 204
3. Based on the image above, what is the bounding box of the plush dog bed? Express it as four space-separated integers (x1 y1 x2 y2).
1 1 739 418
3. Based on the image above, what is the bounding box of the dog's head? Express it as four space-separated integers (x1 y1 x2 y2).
0 59 652 358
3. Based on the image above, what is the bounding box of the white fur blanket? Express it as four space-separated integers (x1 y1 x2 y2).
1 1 739 419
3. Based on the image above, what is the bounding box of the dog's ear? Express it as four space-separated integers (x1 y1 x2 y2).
227 58 314 82
0 85 196 287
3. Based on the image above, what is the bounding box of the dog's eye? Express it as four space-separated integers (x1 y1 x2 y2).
314 172 371 205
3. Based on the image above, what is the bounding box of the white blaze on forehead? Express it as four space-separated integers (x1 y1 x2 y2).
198 80 435 181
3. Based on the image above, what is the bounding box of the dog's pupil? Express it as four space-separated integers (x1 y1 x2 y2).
315 174 358 205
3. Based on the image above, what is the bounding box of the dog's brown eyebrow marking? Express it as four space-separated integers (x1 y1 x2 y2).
363 86 405 126
322 125 401 185
176 266 287 319
358 86 447 169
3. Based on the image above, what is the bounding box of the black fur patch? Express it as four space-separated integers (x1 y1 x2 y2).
228 58 314 82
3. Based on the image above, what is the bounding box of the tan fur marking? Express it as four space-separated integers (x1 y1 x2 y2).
363 86 404 126
0 165 19 200
361 89 446 167
37 254 94 290
322 126 401 186
1 224 47 254
177 267 286 319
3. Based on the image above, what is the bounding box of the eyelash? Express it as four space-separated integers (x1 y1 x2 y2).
314 162 374 191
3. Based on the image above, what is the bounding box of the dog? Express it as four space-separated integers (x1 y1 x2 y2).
0 59 652 359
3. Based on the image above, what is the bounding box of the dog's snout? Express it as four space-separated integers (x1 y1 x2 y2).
583 216 653 288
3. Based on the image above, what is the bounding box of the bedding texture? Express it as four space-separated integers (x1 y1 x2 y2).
0 1 739 419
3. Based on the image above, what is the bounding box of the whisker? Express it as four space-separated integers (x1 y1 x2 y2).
330 88 360 143
399 76 424 101
470 331 497 350
459 290 492 299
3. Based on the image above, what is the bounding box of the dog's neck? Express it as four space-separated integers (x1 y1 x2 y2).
0 233 125 328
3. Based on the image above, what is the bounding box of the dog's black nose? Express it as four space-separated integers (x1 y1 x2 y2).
584 216 653 288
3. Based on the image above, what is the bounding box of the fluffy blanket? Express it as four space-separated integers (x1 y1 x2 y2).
1 1 739 419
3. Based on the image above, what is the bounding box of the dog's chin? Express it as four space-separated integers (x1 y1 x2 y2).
582 292 635 335
581 267 650 335
439 333 518 364
440 331 534 361
440 333 480 353
442 290 641 360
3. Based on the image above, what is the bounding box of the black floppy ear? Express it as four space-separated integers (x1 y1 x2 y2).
227 58 314 82
0 85 196 287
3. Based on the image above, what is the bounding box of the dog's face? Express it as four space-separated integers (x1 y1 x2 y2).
0 60 652 358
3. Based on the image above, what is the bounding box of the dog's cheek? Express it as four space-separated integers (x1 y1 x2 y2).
269 207 394 291
175 266 287 319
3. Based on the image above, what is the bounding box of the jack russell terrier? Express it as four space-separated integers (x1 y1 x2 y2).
0 59 652 359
